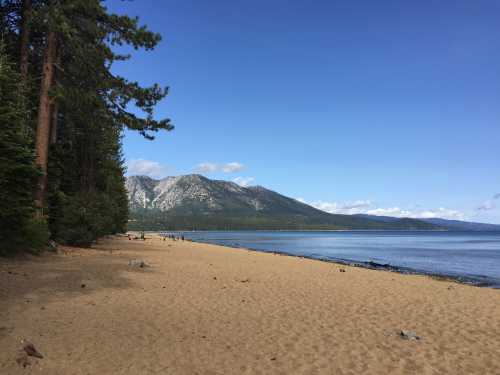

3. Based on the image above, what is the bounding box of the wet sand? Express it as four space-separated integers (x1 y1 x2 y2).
1 234 499 374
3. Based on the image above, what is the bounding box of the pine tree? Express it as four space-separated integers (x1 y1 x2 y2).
1 0 173 249
34 29 56 212
19 0 31 84
0 41 48 254
41 0 172 245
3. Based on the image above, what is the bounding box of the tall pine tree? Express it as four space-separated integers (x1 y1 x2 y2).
1 0 173 251
0 41 48 254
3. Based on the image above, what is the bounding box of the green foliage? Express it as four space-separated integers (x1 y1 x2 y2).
42 0 170 245
0 217 50 257
128 208 440 232
21 217 50 253
47 0 173 139
0 41 44 254
50 192 117 247
0 1 171 249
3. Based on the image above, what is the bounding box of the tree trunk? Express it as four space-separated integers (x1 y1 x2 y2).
35 31 57 212
49 51 61 145
49 101 59 144
19 0 32 84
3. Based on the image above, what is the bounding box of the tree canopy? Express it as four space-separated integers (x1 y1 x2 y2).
0 0 172 251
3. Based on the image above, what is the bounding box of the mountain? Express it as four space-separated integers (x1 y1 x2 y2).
355 214 500 231
420 218 500 231
125 174 440 231
353 214 402 223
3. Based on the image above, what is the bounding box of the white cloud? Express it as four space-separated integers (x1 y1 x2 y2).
194 162 219 174
477 201 496 211
414 208 465 220
194 161 245 174
341 200 372 210
366 207 465 220
365 207 412 217
233 176 255 187
127 159 169 178
475 193 500 211
301 200 373 215
222 162 244 173
298 198 466 220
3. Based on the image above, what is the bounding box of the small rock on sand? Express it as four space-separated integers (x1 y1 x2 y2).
128 259 150 268
23 341 44 358
400 330 421 341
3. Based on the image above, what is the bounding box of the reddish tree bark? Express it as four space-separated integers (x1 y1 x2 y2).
49 52 61 145
35 31 57 212
49 101 59 144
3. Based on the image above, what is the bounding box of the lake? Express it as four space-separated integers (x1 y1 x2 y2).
178 231 500 288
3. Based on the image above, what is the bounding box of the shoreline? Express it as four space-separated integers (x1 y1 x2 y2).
190 240 499 288
170 235 500 289
1 234 500 374
149 229 454 232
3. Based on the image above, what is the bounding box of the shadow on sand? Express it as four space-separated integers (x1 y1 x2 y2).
0 236 154 339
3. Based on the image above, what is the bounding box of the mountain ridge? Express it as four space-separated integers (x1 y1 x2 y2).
354 214 500 231
126 174 442 231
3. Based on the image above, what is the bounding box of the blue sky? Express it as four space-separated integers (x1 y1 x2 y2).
107 0 500 224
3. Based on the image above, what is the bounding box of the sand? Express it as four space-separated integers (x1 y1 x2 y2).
1 234 500 375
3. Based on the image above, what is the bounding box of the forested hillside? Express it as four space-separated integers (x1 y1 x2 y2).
126 175 440 231
0 0 171 253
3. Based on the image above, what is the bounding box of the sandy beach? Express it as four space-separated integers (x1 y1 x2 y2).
1 235 500 375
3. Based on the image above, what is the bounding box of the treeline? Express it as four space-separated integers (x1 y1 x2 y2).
128 210 346 231
128 210 441 231
0 0 172 253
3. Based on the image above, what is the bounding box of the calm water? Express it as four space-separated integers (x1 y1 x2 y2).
179 231 500 288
